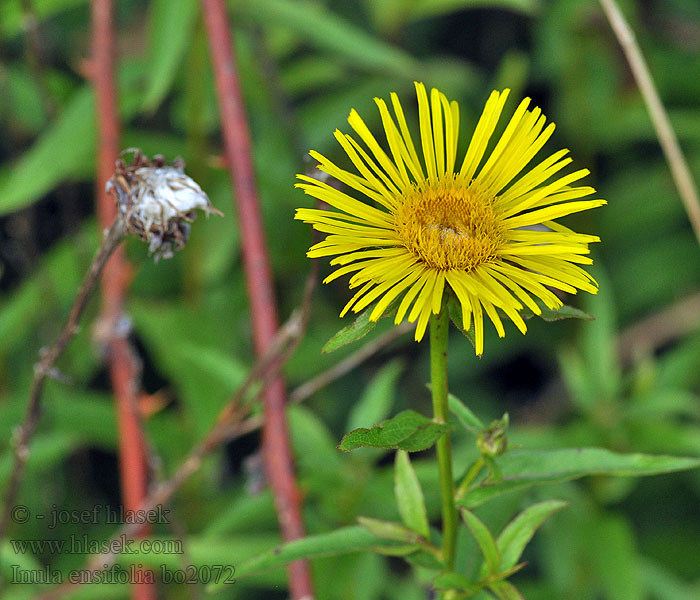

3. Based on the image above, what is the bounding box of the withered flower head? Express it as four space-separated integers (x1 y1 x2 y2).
106 149 222 261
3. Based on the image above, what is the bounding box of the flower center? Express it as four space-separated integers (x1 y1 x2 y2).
394 175 504 271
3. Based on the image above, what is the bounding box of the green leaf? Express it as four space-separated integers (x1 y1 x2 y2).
521 298 594 322
460 508 501 574
347 360 403 432
433 572 475 592
448 393 485 432
447 292 476 348
337 410 450 452
0 433 77 487
0 0 88 37
580 268 621 401
233 0 417 77
489 580 525 600
639 557 700 600
206 525 396 592
323 306 377 353
394 451 430 538
589 516 642 600
143 0 199 111
459 448 700 508
371 543 422 557
403 548 445 571
131 301 247 437
494 500 568 573
357 516 424 543
204 490 275 535
0 87 95 216
288 404 343 476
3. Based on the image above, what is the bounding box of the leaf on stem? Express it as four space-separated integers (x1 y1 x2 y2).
357 516 424 544
489 580 526 600
323 305 378 352
323 298 402 352
337 410 451 452
460 508 501 575
458 448 700 508
432 572 475 592
394 450 430 538
484 500 568 577
521 298 594 322
206 525 398 592
448 393 485 432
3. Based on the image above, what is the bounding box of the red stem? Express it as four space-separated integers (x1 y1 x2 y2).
201 1 314 597
92 2 154 598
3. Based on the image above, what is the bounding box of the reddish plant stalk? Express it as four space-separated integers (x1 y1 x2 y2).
92 2 154 599
201 1 314 597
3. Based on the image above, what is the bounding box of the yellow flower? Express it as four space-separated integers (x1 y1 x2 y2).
296 83 605 355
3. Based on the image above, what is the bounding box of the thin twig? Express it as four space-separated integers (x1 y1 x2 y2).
0 217 127 542
599 0 700 246
289 322 412 404
201 1 313 597
35 304 307 600
92 3 153 599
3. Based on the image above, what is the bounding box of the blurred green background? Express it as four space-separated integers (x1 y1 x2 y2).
1 0 699 598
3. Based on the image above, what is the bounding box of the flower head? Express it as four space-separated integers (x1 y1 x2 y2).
295 84 605 354
107 149 222 261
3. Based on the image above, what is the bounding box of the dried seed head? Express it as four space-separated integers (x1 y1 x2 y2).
106 149 222 261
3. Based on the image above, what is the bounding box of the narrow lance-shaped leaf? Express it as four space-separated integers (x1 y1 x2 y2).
394 450 430 538
323 297 402 353
432 572 475 592
142 0 199 111
357 516 423 544
0 87 95 216
206 525 398 592
460 508 501 575
347 360 403 432
459 448 700 508
233 0 417 77
490 580 526 600
493 500 568 574
448 393 485 432
323 305 377 352
520 297 594 322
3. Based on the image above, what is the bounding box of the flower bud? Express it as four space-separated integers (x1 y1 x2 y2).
476 413 509 458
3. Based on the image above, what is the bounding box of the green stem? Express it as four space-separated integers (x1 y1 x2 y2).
430 308 457 570
455 456 485 501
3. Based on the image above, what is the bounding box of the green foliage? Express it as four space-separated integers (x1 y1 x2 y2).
206 525 397 591
322 305 381 352
459 448 700 508
338 410 451 452
2 0 700 599
394 451 430 538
